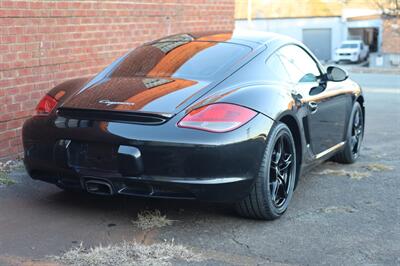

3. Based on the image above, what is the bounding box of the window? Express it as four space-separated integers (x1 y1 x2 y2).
110 42 252 80
264 53 290 82
277 45 321 84
340 43 358 49
173 43 251 80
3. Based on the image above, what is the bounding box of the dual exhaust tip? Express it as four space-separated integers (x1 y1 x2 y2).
85 180 113 196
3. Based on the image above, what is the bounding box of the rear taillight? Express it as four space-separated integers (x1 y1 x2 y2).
36 94 58 115
178 103 257 133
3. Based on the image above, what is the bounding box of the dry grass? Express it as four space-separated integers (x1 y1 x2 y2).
316 162 394 181
51 241 202 266
132 210 174 230
316 169 370 180
362 163 394 172
319 206 357 214
0 160 22 172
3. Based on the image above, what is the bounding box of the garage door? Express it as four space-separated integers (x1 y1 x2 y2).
302 29 332 61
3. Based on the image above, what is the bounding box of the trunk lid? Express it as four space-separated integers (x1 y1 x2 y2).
60 76 212 117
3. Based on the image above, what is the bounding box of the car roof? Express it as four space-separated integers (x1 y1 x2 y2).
147 30 298 50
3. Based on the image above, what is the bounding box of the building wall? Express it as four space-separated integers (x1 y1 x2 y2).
0 0 235 160
235 0 379 20
236 17 345 60
382 17 400 54
236 17 384 60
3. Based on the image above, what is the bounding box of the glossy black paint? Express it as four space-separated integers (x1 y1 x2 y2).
23 31 364 202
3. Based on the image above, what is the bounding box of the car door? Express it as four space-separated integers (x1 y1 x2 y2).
277 45 350 155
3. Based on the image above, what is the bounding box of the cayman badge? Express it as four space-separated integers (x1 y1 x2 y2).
99 100 135 106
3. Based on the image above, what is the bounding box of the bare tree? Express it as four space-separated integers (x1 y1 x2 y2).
373 0 399 17
373 0 400 37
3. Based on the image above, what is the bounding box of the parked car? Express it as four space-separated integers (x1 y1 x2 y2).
23 31 365 220
334 40 369 63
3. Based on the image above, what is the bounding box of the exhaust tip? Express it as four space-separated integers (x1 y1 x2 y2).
85 180 113 196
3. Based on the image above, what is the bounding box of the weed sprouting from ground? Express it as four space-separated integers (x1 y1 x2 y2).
132 210 174 230
51 241 202 266
0 160 22 187
0 172 16 186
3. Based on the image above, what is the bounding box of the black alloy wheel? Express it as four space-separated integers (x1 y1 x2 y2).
270 133 295 209
236 123 296 220
351 107 363 157
333 102 364 164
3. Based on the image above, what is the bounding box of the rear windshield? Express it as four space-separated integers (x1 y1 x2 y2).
110 42 252 80
340 43 359 49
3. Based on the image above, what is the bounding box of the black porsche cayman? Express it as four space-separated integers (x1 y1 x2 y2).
23 31 365 220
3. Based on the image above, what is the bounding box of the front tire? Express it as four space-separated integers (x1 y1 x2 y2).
333 102 364 164
235 123 296 220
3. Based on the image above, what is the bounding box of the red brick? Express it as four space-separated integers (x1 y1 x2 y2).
0 130 16 143
0 140 11 152
0 0 234 159
382 17 400 54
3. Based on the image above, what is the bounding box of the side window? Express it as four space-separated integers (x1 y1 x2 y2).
264 52 290 82
277 45 321 84
360 43 364 49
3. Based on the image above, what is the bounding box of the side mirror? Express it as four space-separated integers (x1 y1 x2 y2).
326 66 348 82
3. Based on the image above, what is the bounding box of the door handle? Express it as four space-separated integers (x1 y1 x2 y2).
308 101 318 113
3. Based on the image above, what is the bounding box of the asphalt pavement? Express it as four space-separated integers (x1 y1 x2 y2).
0 72 399 266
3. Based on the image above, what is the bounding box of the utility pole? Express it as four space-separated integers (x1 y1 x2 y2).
247 0 252 28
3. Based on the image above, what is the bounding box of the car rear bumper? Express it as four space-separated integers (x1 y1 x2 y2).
27 167 255 202
23 112 274 202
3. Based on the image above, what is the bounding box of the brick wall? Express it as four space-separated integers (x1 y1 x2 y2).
0 0 235 160
382 17 400 54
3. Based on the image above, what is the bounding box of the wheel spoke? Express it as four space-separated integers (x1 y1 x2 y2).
356 127 362 137
270 180 279 203
276 136 283 163
356 134 362 151
280 175 288 197
350 135 357 149
279 154 292 172
275 169 286 189
271 136 284 169
276 177 287 199
353 110 360 127
351 109 363 154
270 159 277 169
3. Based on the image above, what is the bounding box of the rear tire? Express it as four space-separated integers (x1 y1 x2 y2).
235 123 296 220
333 102 364 164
